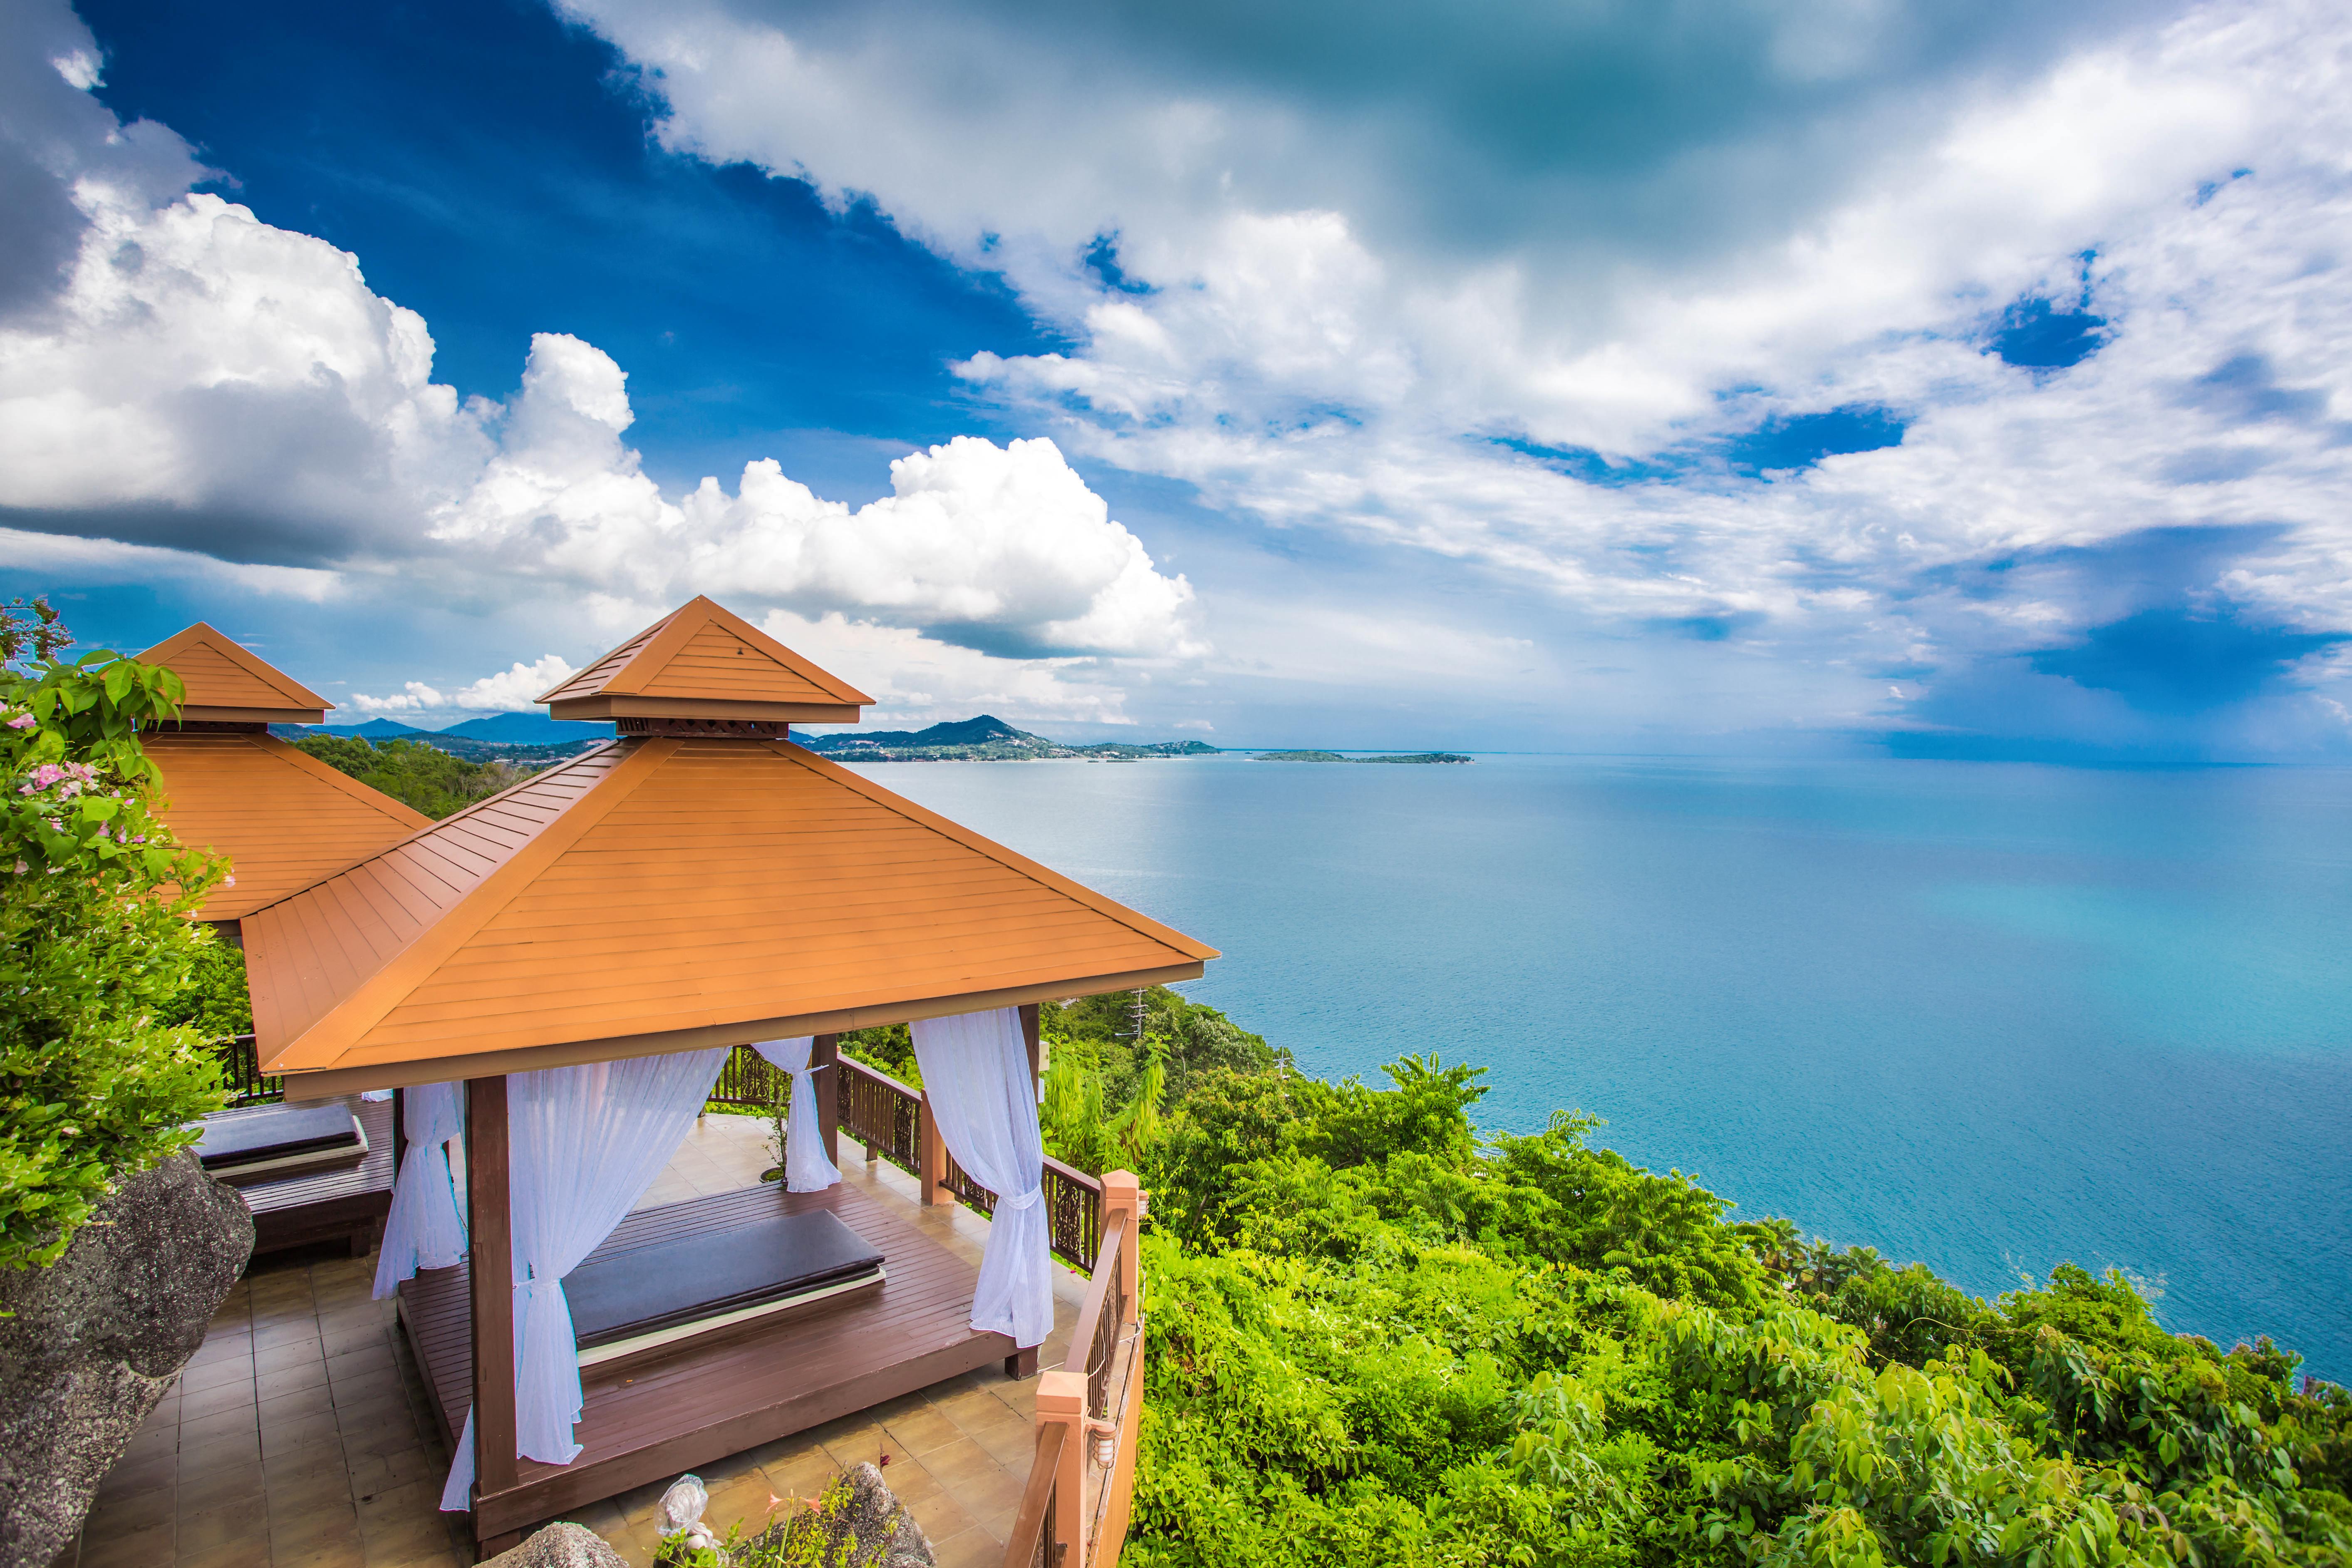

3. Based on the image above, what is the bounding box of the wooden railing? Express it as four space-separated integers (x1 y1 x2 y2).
826 1050 1105 1273
707 1044 788 1110
1005 1420 1070 1568
1041 1156 1104 1272
1014 1172 1145 1568
213 1033 283 1107
836 1053 923 1177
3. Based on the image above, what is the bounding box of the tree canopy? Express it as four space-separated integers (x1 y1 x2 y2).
1080 1039 2352 1567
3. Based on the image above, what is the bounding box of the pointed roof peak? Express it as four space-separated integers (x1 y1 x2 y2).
539 597 872 724
141 623 332 723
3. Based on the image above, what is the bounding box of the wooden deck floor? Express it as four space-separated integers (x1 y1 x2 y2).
399 1177 1014 1542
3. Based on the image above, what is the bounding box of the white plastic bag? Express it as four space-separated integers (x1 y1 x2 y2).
658 1473 714 1552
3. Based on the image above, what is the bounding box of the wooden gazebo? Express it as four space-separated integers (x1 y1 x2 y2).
139 623 430 924
239 596 1212 1559
139 624 431 1256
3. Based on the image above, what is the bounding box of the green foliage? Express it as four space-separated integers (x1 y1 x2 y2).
0 602 230 1269
290 733 528 819
1116 1026 2352 1568
157 931 253 1038
837 1023 920 1088
1038 987 1279 1176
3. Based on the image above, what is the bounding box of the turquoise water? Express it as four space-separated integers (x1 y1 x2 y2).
865 753 2352 1382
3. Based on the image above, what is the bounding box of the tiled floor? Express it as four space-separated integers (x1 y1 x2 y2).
60 1115 1081 1568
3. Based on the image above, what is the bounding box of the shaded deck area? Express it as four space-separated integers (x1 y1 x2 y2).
61 1115 1080 1568
402 1169 1017 1540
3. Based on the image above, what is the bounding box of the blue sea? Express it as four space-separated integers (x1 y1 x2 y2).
866 753 2352 1382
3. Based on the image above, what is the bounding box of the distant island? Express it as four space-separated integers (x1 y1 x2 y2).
1255 750 1474 764
799 714 1218 763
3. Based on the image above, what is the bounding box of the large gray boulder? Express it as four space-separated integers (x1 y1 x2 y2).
483 1522 629 1568
0 1152 253 1568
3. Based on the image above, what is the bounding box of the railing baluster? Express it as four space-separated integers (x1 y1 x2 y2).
694 1047 1106 1271
211 1033 283 1107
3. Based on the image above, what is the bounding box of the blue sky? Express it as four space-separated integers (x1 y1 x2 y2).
3 0 2349 758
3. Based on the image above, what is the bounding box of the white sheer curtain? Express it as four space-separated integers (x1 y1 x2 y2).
910 1008 1051 1349
439 1046 729 1512
373 1082 468 1300
748 1037 839 1193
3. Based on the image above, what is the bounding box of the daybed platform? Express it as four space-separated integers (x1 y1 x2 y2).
227 1093 396 1257
398 1178 1012 1540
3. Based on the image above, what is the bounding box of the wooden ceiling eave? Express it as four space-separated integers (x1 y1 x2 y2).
272 958 1207 1098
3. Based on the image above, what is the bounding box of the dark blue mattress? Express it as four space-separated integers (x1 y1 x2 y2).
565 1209 884 1350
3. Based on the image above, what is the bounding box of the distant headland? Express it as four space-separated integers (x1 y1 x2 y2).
801 714 1217 763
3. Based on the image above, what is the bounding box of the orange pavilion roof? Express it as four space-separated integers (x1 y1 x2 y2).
141 622 332 723
244 736 1217 1093
143 731 434 921
538 597 872 723
138 625 430 921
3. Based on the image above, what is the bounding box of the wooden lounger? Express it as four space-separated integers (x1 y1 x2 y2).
565 1210 885 1370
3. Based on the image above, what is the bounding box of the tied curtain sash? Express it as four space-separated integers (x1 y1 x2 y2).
439 1046 729 1512
372 1081 468 1300
909 1008 1051 1349
748 1036 840 1193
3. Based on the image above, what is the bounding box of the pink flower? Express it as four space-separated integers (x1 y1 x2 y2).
223 874 236 886
5 713 31 729
10 861 24 875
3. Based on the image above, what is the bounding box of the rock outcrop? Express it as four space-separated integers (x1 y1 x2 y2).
483 1522 630 1568
0 1152 253 1568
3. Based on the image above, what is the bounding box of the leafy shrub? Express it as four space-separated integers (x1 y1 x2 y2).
0 600 229 1268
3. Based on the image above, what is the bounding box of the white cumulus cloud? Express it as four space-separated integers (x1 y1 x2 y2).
349 654 580 716
0 0 1201 716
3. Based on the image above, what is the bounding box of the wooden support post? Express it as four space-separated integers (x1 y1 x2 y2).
1102 1171 1142 1325
392 1085 407 1168
466 1075 518 1523
919 1092 951 1206
1020 1002 1042 1100
812 1034 841 1171
1037 1369 1089 1568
